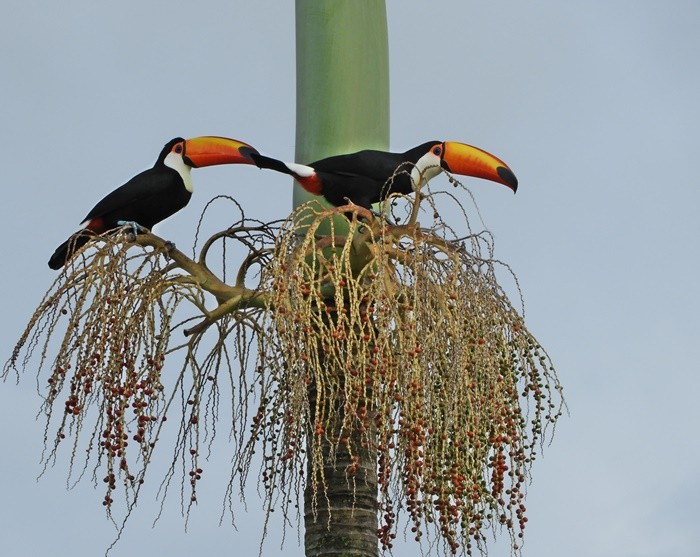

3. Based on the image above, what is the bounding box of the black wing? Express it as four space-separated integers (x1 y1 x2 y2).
311 149 408 182
80 166 189 229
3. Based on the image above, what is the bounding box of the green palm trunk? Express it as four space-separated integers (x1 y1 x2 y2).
294 0 389 208
295 2 389 556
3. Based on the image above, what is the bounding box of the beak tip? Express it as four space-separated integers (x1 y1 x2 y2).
497 166 518 193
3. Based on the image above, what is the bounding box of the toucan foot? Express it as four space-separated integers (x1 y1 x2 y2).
161 240 176 261
117 220 146 237
164 240 176 255
370 209 396 226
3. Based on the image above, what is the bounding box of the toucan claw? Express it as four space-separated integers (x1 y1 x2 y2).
117 220 147 238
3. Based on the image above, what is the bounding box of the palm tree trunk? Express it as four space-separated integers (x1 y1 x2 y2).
303 384 380 557
294 0 389 207
295 2 389 556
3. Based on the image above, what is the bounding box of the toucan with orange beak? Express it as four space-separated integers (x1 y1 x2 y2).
249 141 517 210
48 136 259 269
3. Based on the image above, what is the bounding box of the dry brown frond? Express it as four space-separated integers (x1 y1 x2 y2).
4 186 563 557
256 190 564 555
4 217 275 515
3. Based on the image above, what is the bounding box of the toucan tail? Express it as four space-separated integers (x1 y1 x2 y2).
48 230 96 270
250 152 324 197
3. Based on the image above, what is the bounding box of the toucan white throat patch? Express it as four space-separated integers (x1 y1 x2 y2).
164 152 194 192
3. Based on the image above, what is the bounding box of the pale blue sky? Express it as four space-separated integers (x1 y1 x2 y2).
1 2 699 556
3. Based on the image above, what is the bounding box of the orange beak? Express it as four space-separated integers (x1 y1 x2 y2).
183 136 259 168
441 142 518 192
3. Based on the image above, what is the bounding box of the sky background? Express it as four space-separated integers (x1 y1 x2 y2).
1 1 699 556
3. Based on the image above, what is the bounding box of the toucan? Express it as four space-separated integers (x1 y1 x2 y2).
249 141 518 210
48 136 259 270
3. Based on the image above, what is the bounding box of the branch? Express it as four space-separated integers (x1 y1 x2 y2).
133 232 269 313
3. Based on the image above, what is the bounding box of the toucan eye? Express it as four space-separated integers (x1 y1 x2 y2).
174 143 183 154
432 146 442 156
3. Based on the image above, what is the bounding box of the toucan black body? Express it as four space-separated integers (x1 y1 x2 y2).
250 141 518 210
48 136 258 270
